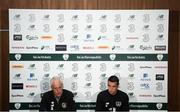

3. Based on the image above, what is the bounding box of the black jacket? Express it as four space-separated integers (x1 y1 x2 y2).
95 90 129 111
39 89 76 111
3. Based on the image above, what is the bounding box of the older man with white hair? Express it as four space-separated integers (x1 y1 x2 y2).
40 76 76 111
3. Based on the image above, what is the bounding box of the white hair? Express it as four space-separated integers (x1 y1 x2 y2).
50 76 63 88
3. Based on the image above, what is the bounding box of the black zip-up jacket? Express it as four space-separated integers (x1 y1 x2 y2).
95 90 129 112
39 89 76 111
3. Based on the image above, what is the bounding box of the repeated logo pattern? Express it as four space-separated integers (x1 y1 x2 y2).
9 9 168 110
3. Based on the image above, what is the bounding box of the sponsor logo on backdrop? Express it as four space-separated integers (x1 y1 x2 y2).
140 83 150 90
85 91 91 100
85 73 92 81
28 24 36 31
69 45 79 51
11 64 24 68
143 25 150 31
14 103 21 110
100 63 106 72
157 14 165 21
57 14 64 23
43 63 50 72
128 15 136 21
43 24 50 32
71 35 78 41
71 82 78 91
12 83 23 89
99 73 107 80
140 66 152 69
71 15 79 21
155 45 166 51
85 64 92 70
26 35 38 40
114 14 121 23
127 45 135 50
143 14 150 23
99 82 106 90
114 34 121 42
98 35 108 41
112 46 123 51
142 33 150 42
154 65 167 69
26 46 38 50
63 54 69 61
72 73 78 79
58 73 64 80
41 36 53 40
128 74 135 79
13 14 21 21
127 82 134 91
42 14 50 21
56 64 64 70
84 83 92 88
139 94 152 97
100 24 107 33
113 25 121 31
98 45 109 49
156 34 165 41
140 73 151 81
128 63 135 72
140 45 152 50
156 82 163 91
84 34 94 42
28 64 36 70
156 74 165 80
27 92 36 98
57 25 64 31
72 24 78 32
11 46 25 50
86 14 93 23
14 24 21 32
157 54 164 61
55 45 67 51
15 54 21 60
26 84 38 88
99 15 107 21
157 24 164 33
128 24 135 33
57 33 65 42
29 104 40 109
13 73 22 80
72 63 78 71
82 46 94 50
27 73 38 81
156 103 163 110
126 37 138 40
41 45 52 50
40 79 50 92
113 64 121 70
153 94 166 98
13 34 22 41
28 14 36 22
11 94 24 98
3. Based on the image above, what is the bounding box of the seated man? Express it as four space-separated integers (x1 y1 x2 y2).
39 76 76 111
96 75 129 111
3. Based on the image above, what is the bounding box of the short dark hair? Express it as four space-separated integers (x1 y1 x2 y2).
108 75 119 85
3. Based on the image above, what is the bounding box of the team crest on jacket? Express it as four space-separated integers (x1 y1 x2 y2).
62 102 67 108
116 101 122 107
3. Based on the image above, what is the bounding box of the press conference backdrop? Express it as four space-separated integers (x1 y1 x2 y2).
9 9 168 112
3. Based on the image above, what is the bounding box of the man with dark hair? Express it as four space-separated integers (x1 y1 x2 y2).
39 76 76 111
96 75 129 111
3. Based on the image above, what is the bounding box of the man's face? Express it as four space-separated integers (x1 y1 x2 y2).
108 81 118 95
52 80 63 97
